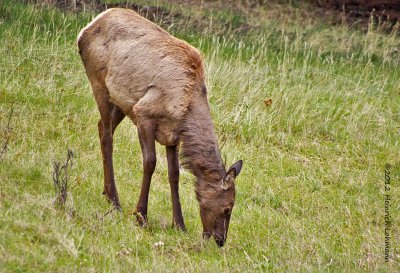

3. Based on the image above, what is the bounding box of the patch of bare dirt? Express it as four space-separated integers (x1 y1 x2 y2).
311 0 400 25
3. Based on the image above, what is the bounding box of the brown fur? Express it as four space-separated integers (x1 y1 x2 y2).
77 8 242 247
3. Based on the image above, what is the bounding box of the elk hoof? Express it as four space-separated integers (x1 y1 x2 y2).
113 202 122 211
173 221 186 232
103 189 121 209
135 211 148 227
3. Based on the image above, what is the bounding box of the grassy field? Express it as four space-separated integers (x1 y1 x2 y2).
1 0 399 272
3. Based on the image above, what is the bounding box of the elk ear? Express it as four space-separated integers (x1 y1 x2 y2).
221 160 243 190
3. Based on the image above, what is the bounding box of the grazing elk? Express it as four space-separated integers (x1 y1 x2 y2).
77 8 243 247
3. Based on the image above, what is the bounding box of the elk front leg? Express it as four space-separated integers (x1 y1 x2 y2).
135 120 157 227
166 145 186 231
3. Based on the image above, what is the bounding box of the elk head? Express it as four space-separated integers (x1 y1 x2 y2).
198 160 243 247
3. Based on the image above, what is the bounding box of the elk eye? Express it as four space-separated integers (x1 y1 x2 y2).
223 208 231 216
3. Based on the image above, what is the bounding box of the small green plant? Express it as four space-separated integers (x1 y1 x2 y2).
0 104 14 161
52 149 74 208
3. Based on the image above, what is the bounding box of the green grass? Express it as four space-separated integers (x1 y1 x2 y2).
1 0 399 272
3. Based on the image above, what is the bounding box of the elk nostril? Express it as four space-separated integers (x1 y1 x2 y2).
215 238 225 247
213 233 226 247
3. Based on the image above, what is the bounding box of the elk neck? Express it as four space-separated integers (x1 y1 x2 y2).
180 86 225 187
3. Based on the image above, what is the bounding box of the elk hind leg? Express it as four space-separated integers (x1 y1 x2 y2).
95 86 123 208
